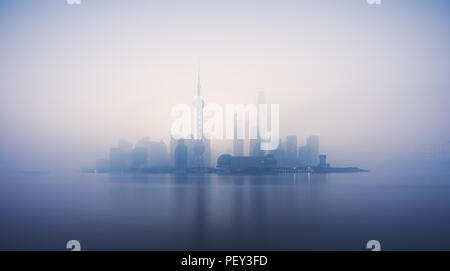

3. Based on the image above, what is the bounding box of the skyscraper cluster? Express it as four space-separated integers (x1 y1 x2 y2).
95 78 327 173
96 137 171 173
170 136 211 170
270 135 324 168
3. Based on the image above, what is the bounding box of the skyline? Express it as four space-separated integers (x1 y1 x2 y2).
0 0 449 172
1 0 450 255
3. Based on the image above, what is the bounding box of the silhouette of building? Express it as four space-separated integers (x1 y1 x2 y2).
135 137 151 149
249 91 266 157
174 139 188 170
217 154 277 173
202 137 212 167
170 136 179 167
119 139 133 153
249 124 260 156
298 146 312 167
233 113 244 156
131 147 148 169
297 136 320 167
170 135 210 168
190 67 206 167
108 139 133 172
109 148 127 172
148 140 170 168
319 154 327 168
250 140 265 157
270 138 284 166
135 137 169 168
307 135 319 166
285 135 298 166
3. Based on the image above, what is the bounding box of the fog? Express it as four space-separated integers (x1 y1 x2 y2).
0 0 449 172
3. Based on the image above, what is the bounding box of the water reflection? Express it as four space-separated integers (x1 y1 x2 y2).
1 171 450 250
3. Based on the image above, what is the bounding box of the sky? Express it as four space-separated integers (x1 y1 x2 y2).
0 0 449 171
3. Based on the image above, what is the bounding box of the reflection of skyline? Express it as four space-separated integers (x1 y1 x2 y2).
109 172 330 250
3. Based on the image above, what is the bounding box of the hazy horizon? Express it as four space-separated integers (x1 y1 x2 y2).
0 0 449 172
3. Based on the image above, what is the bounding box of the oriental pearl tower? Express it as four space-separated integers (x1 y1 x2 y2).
192 67 205 168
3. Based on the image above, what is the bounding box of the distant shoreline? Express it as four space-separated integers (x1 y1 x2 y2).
81 167 369 175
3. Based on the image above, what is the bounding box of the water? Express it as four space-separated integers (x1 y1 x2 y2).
0 170 449 250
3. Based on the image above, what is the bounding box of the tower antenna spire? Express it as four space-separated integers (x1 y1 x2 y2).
197 62 201 96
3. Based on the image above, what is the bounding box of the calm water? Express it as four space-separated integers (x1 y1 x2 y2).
0 169 449 250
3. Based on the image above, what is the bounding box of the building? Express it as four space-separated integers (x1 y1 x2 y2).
135 137 170 168
307 135 319 166
249 131 260 156
249 91 266 157
119 139 133 153
170 135 211 168
107 139 133 172
109 148 128 172
250 141 265 157
217 154 277 173
131 147 148 169
233 113 244 156
319 154 327 168
148 140 170 168
202 137 212 167
298 146 311 167
188 67 208 168
270 138 284 166
285 135 298 166
174 139 188 170
170 136 179 167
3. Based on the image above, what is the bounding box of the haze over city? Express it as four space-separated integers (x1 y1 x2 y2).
0 0 449 172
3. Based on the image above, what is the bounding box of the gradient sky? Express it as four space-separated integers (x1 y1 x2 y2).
0 0 449 171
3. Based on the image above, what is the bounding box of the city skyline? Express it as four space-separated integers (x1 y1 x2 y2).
1 0 450 254
0 0 449 172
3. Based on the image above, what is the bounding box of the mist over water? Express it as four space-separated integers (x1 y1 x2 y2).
0 0 449 251
1 169 449 250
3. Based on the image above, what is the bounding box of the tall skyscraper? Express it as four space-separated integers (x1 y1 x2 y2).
190 68 206 168
175 139 188 170
202 137 212 167
170 69 210 169
307 135 319 166
298 145 311 167
148 140 170 168
250 91 265 156
270 137 284 165
233 113 244 156
193 69 204 141
170 136 178 167
285 135 298 166
249 123 259 156
319 154 327 168
109 147 126 172
109 139 133 171
131 147 148 169
135 137 170 168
